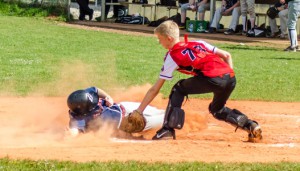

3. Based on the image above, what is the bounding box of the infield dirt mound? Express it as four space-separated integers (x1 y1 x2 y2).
0 86 300 163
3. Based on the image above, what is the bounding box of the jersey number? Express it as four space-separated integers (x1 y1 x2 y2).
182 49 196 61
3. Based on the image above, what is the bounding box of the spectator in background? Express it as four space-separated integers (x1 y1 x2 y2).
179 0 210 29
240 0 256 35
77 0 94 20
105 0 123 19
208 0 241 34
284 0 300 52
267 0 288 39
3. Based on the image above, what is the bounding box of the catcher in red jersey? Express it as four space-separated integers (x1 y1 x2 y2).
133 20 262 142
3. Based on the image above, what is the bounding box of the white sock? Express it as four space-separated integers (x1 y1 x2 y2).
250 18 255 29
242 16 247 31
288 29 298 47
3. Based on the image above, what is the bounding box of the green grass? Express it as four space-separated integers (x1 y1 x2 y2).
1 16 300 101
1 158 300 171
1 5 300 171
0 0 68 20
218 45 300 101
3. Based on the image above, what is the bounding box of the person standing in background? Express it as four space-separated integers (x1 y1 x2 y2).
284 0 300 52
240 0 256 35
77 0 94 20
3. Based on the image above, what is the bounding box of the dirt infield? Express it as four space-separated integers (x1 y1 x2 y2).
1 23 299 163
1 86 300 163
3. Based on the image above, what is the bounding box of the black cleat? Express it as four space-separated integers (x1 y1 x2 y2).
224 28 235 35
284 45 299 52
244 120 262 143
208 27 217 33
152 127 176 140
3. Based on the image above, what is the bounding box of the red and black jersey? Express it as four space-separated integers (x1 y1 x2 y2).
160 37 234 79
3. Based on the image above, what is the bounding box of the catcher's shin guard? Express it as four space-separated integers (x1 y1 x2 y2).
164 106 185 129
225 109 249 129
153 80 186 140
212 107 249 129
212 107 262 142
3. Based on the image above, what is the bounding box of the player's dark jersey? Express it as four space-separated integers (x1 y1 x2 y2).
69 87 124 132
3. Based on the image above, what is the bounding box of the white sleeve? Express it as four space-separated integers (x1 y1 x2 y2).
195 40 217 54
159 53 178 80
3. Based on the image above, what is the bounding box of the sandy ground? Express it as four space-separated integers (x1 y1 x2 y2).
1 85 300 163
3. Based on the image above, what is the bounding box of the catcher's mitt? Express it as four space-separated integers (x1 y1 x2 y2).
267 6 279 19
119 110 146 133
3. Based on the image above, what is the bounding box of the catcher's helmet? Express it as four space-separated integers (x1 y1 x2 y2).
67 90 99 117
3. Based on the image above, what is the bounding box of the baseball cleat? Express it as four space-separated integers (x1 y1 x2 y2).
284 46 298 52
245 120 262 143
152 127 176 140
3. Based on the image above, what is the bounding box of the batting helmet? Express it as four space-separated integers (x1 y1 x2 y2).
67 90 99 117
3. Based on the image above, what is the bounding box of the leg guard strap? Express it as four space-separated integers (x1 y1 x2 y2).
212 107 248 130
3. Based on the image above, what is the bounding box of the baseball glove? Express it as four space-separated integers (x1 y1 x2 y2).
119 110 146 133
267 6 279 19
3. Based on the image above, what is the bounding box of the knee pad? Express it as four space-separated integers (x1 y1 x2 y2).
166 107 185 129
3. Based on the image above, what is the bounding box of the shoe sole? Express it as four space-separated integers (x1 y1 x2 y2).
152 136 175 140
284 50 297 52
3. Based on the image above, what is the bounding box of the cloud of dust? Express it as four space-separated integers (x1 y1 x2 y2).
183 109 208 133
111 84 165 109
0 85 208 148
0 59 208 148
32 60 95 96
0 97 122 148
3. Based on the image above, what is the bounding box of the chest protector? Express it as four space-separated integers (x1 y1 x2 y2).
169 35 233 78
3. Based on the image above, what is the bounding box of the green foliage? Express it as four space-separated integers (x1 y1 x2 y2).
217 44 300 101
1 158 300 171
0 16 300 101
0 0 68 20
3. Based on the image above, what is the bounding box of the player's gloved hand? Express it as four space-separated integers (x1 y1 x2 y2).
119 110 146 133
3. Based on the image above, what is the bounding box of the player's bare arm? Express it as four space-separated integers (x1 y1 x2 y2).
214 48 233 69
137 78 165 113
96 87 114 106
